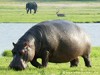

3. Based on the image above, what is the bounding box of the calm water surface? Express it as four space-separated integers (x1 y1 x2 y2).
0 23 100 55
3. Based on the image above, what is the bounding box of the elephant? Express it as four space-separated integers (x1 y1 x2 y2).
26 2 37 14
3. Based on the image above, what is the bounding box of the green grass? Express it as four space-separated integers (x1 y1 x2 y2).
0 1 100 23
0 47 100 75
2 50 12 57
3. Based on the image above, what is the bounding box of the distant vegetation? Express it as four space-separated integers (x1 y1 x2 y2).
2 50 12 57
0 0 100 23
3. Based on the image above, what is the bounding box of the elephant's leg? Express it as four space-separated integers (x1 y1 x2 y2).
70 57 79 67
27 9 29 14
34 8 37 13
34 9 36 14
30 9 32 14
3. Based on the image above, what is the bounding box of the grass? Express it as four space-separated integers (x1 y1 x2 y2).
0 1 100 23
2 50 12 57
0 47 100 75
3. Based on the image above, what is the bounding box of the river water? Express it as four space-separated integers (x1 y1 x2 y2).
0 23 100 55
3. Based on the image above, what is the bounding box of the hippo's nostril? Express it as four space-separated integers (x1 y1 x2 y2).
9 56 28 70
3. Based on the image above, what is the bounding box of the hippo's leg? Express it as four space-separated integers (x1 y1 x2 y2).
30 58 42 68
82 55 91 67
70 58 79 67
30 50 49 68
41 50 49 67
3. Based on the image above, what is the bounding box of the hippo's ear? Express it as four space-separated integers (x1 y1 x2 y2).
12 42 16 47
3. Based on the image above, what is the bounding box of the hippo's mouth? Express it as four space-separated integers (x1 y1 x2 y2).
9 56 28 70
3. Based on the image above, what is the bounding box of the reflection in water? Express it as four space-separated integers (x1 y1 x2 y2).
0 23 100 55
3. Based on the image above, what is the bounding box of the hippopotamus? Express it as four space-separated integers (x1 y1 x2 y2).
26 2 37 14
9 20 91 70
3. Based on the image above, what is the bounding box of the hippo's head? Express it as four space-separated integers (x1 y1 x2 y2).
9 42 35 70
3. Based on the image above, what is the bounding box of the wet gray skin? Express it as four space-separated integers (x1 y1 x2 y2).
9 20 91 70
9 41 35 70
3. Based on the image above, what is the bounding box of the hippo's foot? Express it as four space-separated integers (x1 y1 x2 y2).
82 55 91 67
70 58 79 67
30 59 43 68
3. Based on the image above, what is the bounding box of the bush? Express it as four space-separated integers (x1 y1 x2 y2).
2 50 12 57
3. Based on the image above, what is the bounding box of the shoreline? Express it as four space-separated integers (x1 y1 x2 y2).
0 21 100 23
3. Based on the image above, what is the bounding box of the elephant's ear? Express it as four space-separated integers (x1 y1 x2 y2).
12 42 16 47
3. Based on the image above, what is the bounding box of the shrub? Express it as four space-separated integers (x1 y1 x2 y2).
2 50 12 57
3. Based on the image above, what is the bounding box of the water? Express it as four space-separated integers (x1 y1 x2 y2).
0 23 100 55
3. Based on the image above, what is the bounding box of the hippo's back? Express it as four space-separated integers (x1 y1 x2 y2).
35 20 90 47
29 20 91 62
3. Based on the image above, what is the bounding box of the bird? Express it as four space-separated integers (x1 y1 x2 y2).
56 10 65 17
